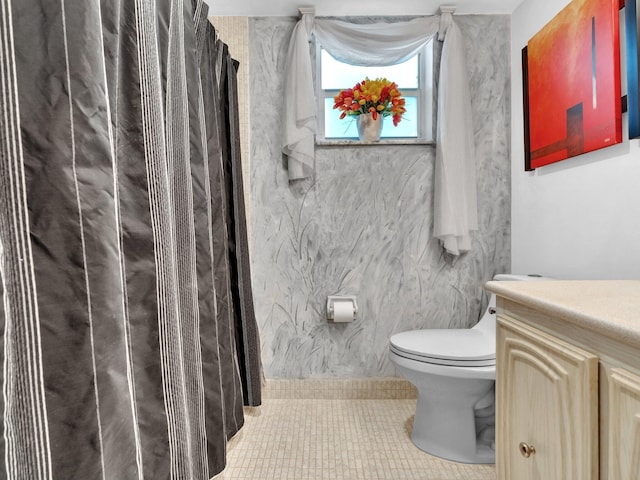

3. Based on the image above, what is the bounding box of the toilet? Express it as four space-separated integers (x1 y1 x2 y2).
389 274 550 464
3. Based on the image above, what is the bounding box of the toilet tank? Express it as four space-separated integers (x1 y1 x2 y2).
474 274 554 335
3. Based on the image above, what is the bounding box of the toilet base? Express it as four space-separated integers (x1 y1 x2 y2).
411 378 495 464
411 429 495 464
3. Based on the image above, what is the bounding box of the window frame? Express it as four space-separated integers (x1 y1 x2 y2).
315 40 434 144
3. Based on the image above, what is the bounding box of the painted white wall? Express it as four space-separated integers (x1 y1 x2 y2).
511 0 640 279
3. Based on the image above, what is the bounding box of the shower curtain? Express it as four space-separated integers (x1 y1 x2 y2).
0 0 260 478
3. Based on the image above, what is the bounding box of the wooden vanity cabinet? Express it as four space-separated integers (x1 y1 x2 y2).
496 314 598 480
605 367 640 479
494 296 640 480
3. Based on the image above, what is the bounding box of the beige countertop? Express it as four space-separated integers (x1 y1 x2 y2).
485 280 640 350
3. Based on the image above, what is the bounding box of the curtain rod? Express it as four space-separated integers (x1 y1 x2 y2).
298 5 454 17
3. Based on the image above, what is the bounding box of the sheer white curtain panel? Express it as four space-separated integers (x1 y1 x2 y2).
282 13 477 255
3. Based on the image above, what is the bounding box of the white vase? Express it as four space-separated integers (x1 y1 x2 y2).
356 113 383 142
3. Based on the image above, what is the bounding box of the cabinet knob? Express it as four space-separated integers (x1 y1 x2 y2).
519 442 536 458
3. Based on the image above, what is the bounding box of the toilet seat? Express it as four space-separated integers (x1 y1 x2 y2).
389 329 496 367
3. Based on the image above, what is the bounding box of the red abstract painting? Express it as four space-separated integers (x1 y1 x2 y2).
524 0 621 169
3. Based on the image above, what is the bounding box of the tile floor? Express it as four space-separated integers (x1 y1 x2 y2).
215 380 496 480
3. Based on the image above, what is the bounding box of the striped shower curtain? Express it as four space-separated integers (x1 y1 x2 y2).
0 0 261 478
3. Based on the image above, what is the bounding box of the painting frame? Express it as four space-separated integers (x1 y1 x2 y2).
626 0 640 138
522 0 622 170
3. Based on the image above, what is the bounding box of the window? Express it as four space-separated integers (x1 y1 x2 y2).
316 41 434 142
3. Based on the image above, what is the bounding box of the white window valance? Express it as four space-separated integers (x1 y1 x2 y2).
282 12 478 255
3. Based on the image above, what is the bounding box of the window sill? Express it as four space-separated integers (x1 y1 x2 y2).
316 138 435 147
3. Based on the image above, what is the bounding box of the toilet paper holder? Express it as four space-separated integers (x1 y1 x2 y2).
326 295 358 322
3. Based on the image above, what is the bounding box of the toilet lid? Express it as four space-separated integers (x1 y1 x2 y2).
389 329 496 367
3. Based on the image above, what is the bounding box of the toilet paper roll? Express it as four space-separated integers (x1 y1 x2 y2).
333 300 355 323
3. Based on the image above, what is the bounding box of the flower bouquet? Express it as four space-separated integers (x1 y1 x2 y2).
332 77 407 126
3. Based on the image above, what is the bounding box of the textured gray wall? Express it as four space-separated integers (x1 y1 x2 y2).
249 15 511 378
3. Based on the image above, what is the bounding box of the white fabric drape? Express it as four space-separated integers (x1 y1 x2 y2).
313 17 439 65
282 14 316 180
433 22 478 255
282 13 477 255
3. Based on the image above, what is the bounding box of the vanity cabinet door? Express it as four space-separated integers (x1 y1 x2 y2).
496 315 599 480
607 367 640 479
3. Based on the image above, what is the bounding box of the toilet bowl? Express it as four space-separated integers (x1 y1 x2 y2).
389 274 550 464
